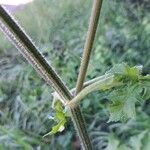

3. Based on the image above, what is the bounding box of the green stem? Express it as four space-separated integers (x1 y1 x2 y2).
71 73 112 94
52 73 111 97
0 5 69 105
72 0 103 149
75 0 103 94
67 75 122 108
74 1 103 148
0 5 90 150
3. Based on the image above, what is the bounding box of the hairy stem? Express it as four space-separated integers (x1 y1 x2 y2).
0 5 90 150
0 5 69 104
53 73 111 97
71 73 112 94
75 0 103 94
67 72 150 108
67 75 122 108
74 1 103 149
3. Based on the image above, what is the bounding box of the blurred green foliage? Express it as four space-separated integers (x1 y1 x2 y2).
0 0 149 149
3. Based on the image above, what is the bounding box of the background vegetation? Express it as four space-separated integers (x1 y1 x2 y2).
0 0 149 149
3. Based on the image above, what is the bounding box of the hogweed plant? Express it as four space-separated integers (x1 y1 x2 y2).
0 0 150 150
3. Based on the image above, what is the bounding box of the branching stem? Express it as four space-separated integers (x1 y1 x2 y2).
74 1 103 149
0 5 91 150
67 74 122 108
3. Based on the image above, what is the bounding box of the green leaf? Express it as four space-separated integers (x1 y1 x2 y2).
108 100 125 122
106 63 150 122
43 100 66 137
108 63 142 82
108 98 136 122
107 83 146 122
123 64 140 81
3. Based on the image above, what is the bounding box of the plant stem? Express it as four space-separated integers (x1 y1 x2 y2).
74 1 103 149
0 5 90 150
67 75 122 108
71 73 112 94
0 5 69 105
52 73 111 97
75 0 103 95
68 73 150 108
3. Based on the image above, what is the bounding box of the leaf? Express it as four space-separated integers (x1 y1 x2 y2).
123 65 140 81
43 100 66 137
106 63 150 122
107 83 146 122
108 100 125 122
108 63 142 82
108 98 136 122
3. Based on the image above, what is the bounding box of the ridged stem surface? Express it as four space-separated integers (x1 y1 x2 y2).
0 5 91 150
